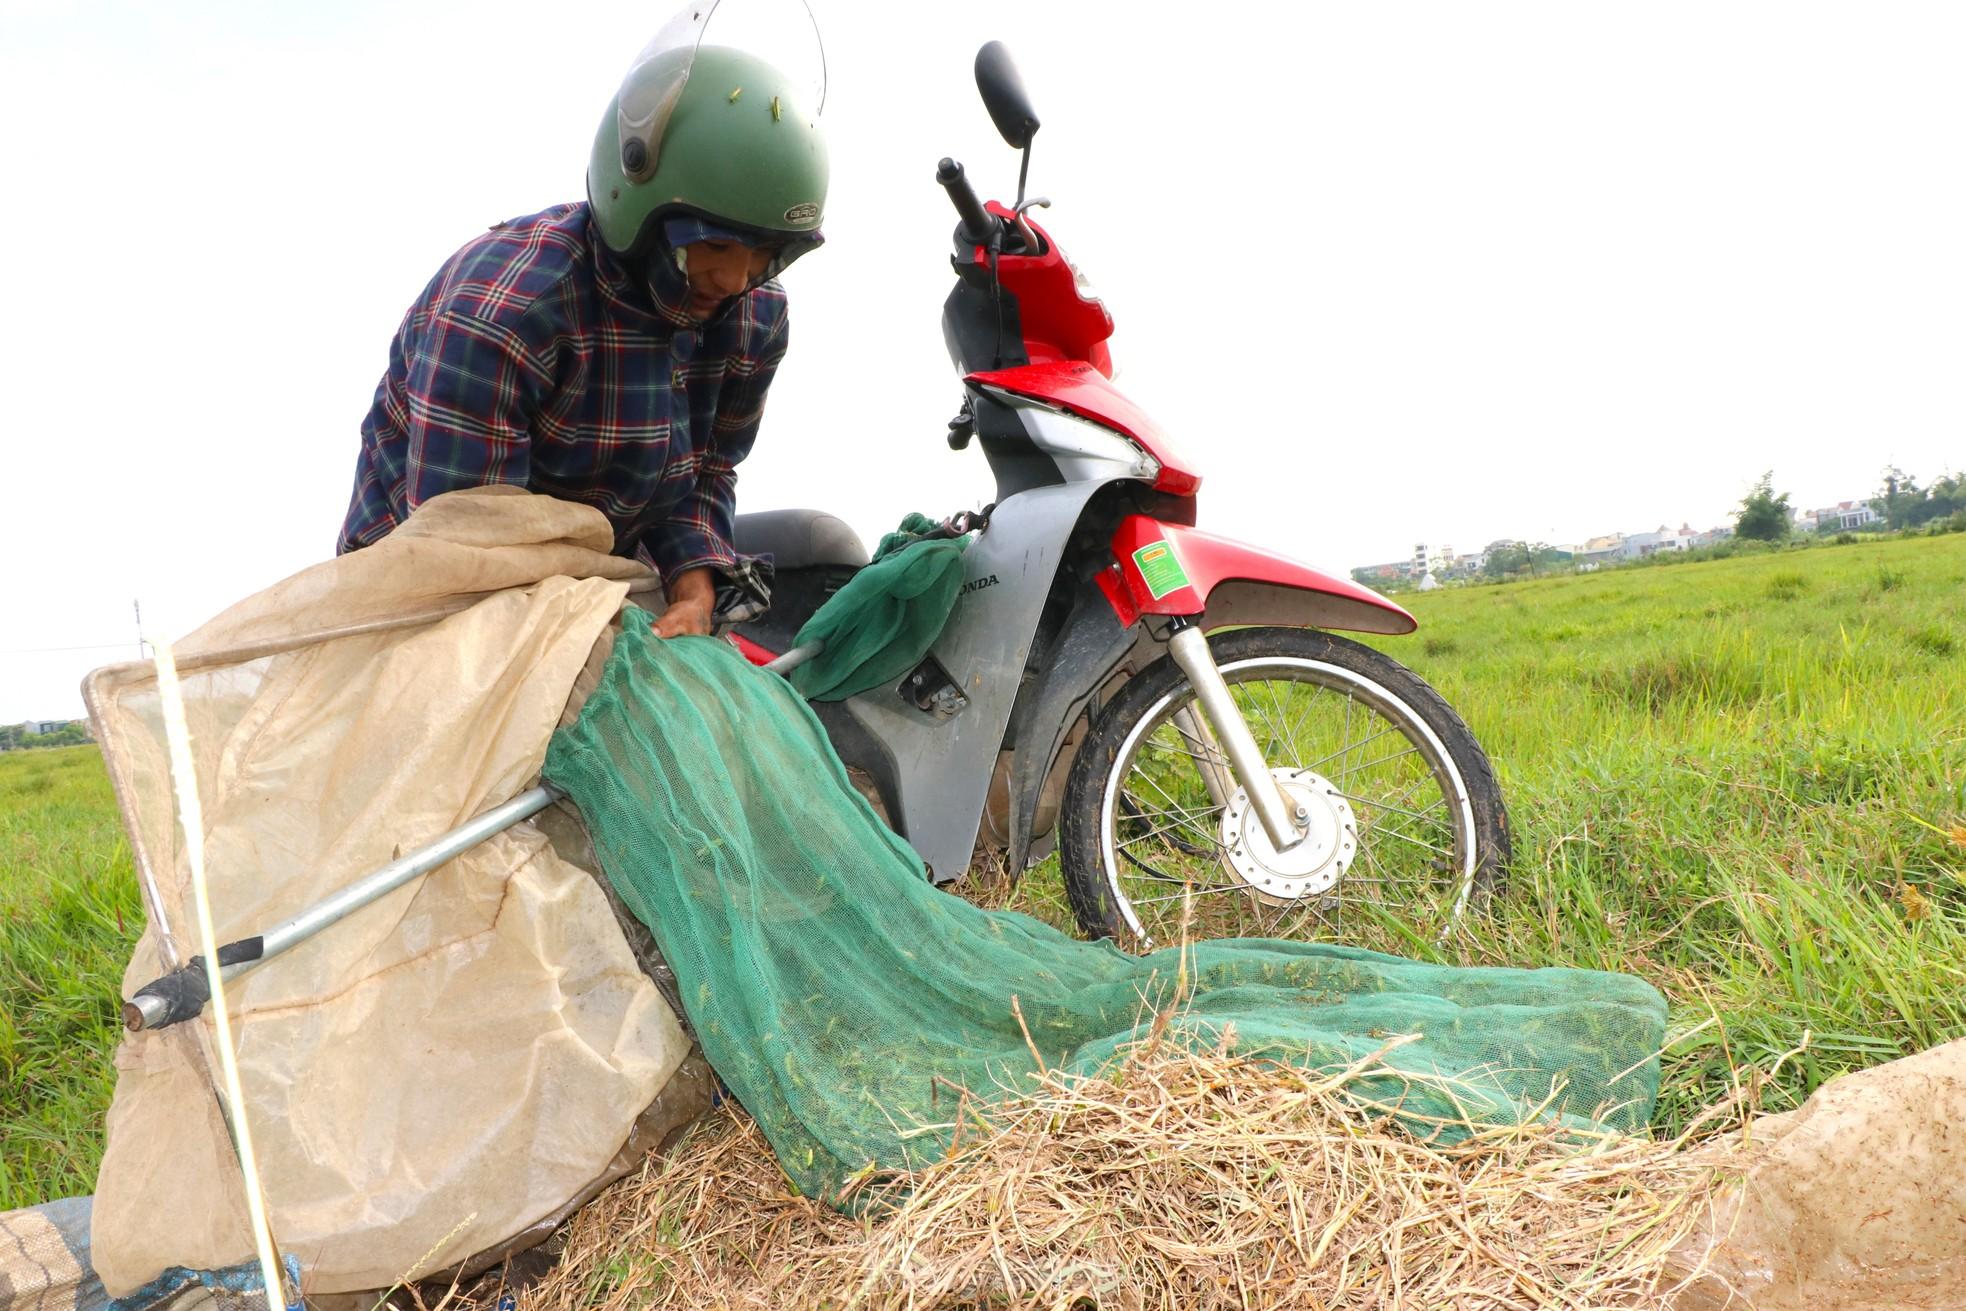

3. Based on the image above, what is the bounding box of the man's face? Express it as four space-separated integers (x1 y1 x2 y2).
680 239 774 320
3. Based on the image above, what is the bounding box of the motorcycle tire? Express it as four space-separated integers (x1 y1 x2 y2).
1057 626 1510 951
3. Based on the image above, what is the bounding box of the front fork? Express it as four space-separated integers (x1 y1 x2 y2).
1163 618 1309 851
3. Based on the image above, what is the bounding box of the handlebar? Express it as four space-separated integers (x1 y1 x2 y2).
936 157 997 245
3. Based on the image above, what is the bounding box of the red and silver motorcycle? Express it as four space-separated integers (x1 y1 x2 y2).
732 41 1511 949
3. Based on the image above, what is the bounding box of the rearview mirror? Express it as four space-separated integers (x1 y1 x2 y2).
974 41 1040 149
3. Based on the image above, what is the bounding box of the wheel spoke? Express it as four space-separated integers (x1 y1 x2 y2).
1250 682 1296 757
1120 773 1222 850
1365 766 1441 809
1168 728 1230 774
1148 735 1237 772
1352 834 1420 899
1285 682 1329 755
1122 765 1206 821
1087 651 1495 955
1117 796 1223 827
1128 882 1255 907
1339 791 1447 828
1118 810 1227 853
1258 892 1300 938
1339 694 1355 781
1298 723 1403 776
1332 743 1425 785
1361 823 1452 857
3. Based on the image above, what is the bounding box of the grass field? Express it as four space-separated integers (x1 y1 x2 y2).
2 531 1962 1213
996 531 1966 1129
0 744 142 1210
1406 533 1965 1126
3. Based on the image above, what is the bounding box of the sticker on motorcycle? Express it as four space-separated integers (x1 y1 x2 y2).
1132 541 1192 600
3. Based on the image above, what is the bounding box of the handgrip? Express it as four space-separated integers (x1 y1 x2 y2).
936 157 996 244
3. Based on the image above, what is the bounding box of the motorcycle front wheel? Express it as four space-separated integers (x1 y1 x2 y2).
1057 627 1510 952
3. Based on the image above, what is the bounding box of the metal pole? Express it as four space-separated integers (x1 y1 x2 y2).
125 785 561 1031
1165 624 1305 851
125 638 825 1032
762 641 823 674
257 784 561 959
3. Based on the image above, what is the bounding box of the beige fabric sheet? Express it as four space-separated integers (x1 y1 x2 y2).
1673 1035 1966 1310
86 489 691 1296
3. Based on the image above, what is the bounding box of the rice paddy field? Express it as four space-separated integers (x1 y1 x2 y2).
3 530 1963 1234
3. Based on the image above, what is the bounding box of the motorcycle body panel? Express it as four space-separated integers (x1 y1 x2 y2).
1104 515 1417 636
967 361 1203 497
998 578 1140 872
970 204 1115 374
842 478 1111 882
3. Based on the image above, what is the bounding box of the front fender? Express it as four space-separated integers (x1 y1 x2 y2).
1100 515 1417 636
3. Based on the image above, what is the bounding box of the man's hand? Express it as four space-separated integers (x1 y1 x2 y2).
652 567 717 639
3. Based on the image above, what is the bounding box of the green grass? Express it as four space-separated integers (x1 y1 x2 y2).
999 532 1966 1131
1407 534 1966 1127
3 533 1963 1207
0 745 143 1210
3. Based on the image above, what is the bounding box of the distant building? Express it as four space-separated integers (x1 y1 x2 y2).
1572 534 1626 566
1621 530 1661 559
1412 542 1458 576
1622 524 1695 558
1351 560 1416 586
1687 525 1732 548
1812 501 1879 531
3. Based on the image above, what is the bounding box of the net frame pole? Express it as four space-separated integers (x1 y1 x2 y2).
125 642 824 1031
124 786 561 1030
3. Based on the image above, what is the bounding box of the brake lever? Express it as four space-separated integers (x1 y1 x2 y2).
1010 197 1049 254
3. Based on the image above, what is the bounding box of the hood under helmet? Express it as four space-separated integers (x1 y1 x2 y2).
587 43 828 304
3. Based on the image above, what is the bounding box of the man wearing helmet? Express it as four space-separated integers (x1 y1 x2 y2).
337 42 827 638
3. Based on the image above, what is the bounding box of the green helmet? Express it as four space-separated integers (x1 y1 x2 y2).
587 43 828 262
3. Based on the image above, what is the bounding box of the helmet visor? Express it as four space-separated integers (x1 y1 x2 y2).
616 0 827 182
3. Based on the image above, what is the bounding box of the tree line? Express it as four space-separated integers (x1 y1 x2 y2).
0 721 91 751
1737 465 1966 541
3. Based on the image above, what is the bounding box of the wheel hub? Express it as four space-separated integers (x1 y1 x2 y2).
1218 768 1357 905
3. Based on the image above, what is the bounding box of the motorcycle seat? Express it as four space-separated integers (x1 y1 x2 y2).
732 508 869 570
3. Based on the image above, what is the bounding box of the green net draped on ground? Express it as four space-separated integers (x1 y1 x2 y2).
788 512 968 701
545 612 1667 1206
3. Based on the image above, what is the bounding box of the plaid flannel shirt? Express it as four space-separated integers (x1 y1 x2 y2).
338 203 787 582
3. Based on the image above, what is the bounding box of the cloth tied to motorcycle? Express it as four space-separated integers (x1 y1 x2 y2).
545 611 1670 1210
786 512 971 701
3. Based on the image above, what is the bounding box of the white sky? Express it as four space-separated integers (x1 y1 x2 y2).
3 0 1961 721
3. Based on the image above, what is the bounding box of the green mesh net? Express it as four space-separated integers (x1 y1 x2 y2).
545 612 1667 1207
788 512 969 702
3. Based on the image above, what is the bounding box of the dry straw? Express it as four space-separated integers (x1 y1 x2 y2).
511 1036 1726 1311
